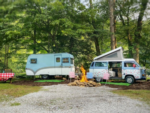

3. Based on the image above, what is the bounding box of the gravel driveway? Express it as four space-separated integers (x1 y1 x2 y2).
0 85 149 113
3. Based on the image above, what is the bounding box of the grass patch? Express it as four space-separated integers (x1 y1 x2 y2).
11 102 21 106
0 83 41 102
100 82 130 86
34 80 64 82
146 75 150 81
112 90 150 106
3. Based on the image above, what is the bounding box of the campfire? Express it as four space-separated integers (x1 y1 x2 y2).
68 66 101 87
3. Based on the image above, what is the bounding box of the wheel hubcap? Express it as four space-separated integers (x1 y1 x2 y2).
43 75 48 79
127 78 132 83
96 78 101 82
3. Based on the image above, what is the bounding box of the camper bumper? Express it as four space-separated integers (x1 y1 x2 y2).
136 77 146 80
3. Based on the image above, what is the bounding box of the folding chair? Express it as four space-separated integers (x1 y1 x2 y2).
69 72 75 82
103 72 110 85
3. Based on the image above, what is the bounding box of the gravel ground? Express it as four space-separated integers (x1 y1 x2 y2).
0 85 150 113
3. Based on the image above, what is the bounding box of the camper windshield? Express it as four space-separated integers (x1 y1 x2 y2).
95 62 107 67
70 58 74 64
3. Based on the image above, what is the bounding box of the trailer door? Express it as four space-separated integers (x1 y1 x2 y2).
54 55 62 75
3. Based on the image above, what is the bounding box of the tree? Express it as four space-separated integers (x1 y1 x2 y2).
134 0 148 63
109 0 116 50
115 0 149 63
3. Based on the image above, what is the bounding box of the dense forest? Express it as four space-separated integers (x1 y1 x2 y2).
0 0 150 75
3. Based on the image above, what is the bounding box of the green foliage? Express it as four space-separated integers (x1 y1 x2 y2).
0 0 150 73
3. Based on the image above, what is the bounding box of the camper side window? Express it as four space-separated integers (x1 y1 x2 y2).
124 62 138 67
30 59 37 64
63 58 69 63
95 62 107 67
56 58 60 62
70 58 74 64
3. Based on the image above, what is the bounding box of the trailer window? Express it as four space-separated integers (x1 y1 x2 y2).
30 59 37 64
70 58 74 64
95 62 107 67
56 57 60 62
63 58 69 63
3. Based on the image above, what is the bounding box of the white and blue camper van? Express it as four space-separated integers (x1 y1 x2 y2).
25 53 75 79
89 47 146 84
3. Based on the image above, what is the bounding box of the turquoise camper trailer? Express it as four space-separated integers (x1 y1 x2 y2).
25 53 75 79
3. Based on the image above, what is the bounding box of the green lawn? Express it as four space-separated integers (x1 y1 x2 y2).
146 75 150 81
0 83 41 102
34 80 64 82
100 82 130 86
112 90 150 106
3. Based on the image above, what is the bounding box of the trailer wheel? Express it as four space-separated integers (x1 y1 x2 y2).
49 76 54 79
42 75 49 79
125 76 134 84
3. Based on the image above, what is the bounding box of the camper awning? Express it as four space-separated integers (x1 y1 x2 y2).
94 47 124 61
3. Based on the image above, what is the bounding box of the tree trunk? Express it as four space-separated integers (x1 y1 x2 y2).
52 36 55 53
4 44 9 69
69 37 74 54
114 0 117 48
144 59 146 67
114 16 117 48
134 0 148 63
94 36 101 55
109 0 115 50
90 0 101 55
33 27 36 54
133 43 139 63
48 34 51 53
126 5 133 58
127 32 133 57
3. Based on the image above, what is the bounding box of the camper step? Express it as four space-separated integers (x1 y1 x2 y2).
109 77 122 80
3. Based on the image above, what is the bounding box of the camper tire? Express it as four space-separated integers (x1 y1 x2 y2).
125 76 134 84
42 75 49 79
95 77 101 82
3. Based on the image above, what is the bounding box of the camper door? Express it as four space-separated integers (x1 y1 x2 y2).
54 55 62 75
62 57 71 75
122 61 141 79
93 62 108 78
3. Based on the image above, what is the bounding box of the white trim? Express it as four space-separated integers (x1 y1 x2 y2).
26 67 75 76
26 70 34 75
93 58 135 62
94 47 123 60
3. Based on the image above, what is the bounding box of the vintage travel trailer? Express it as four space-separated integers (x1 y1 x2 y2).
89 47 146 83
25 53 75 79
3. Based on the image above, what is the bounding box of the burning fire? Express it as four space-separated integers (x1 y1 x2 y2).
80 65 88 82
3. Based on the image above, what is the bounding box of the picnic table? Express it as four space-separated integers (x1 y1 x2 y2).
0 73 14 83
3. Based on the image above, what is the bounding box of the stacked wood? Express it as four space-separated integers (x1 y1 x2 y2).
68 80 101 87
